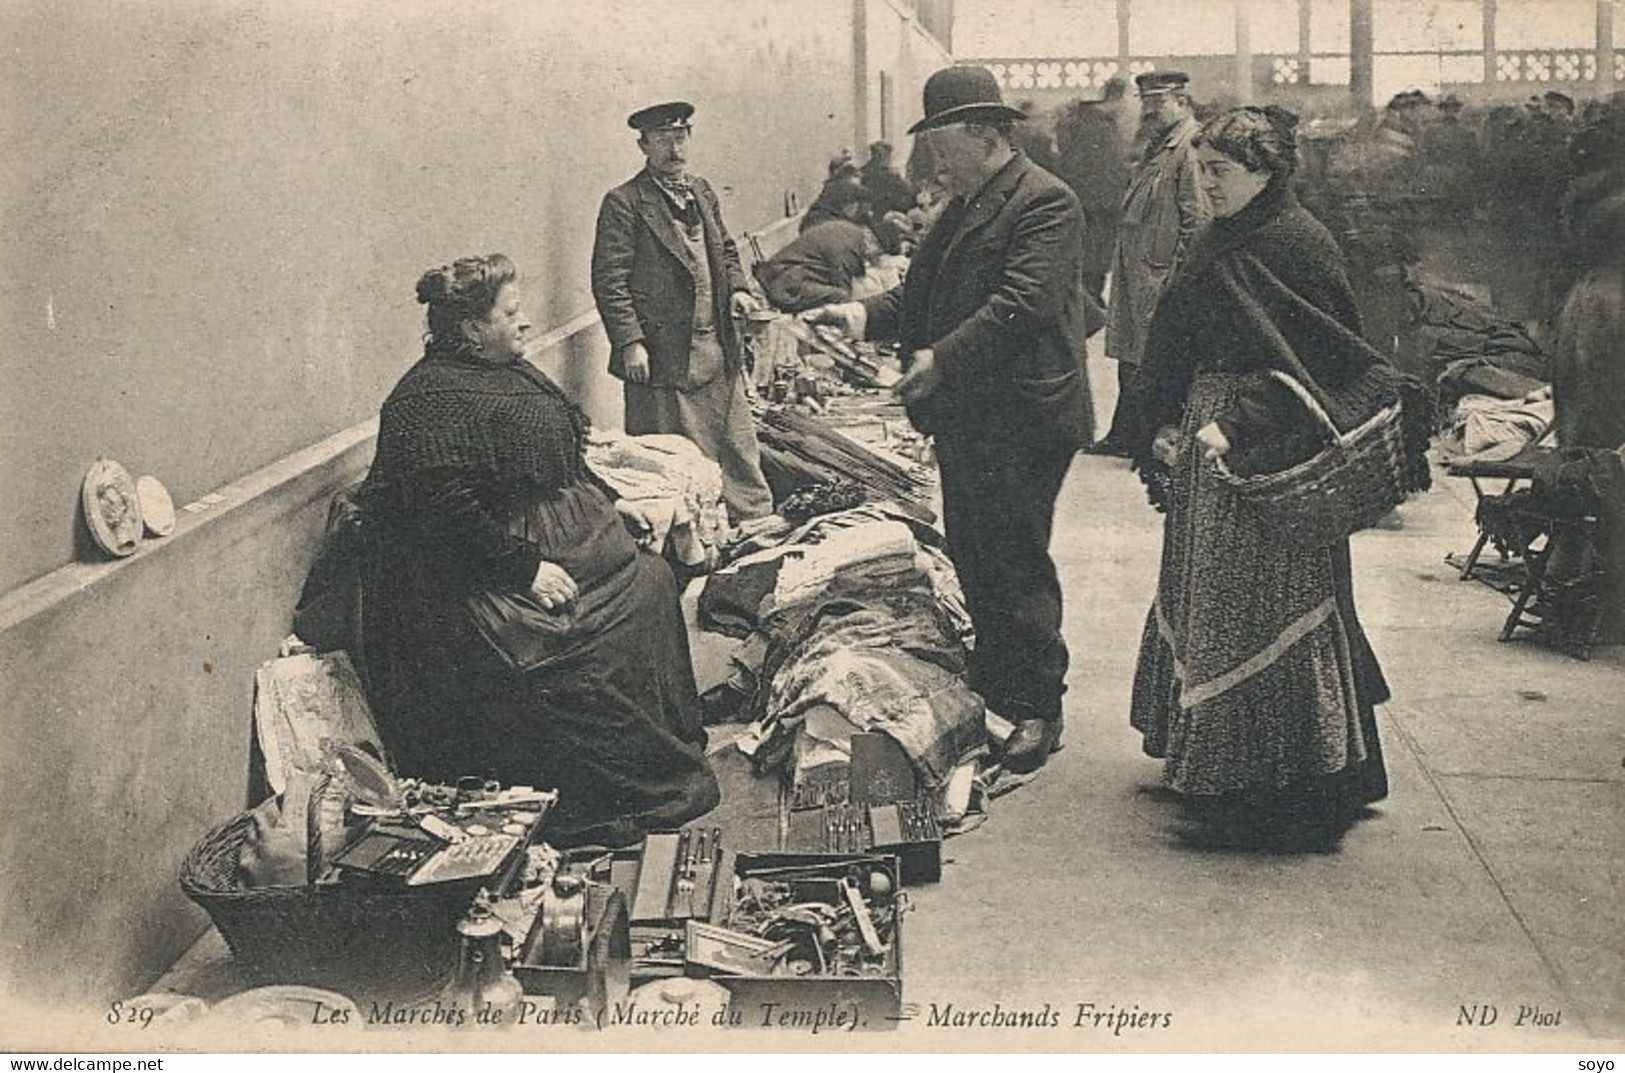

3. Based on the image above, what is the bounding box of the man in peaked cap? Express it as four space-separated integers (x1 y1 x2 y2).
1093 70 1210 457
591 101 774 522
807 64 1095 772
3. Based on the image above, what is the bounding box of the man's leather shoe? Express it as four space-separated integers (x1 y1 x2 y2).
1002 715 1063 774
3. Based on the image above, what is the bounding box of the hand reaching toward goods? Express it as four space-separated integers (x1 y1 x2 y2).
615 499 657 548
800 302 868 341
893 348 943 406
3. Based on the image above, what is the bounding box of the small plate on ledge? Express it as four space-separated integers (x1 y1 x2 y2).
136 475 176 537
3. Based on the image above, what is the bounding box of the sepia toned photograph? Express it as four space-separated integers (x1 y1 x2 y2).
0 0 1620 1056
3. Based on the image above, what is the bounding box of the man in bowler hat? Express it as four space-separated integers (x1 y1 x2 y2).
808 65 1094 772
591 101 774 522
1093 71 1210 456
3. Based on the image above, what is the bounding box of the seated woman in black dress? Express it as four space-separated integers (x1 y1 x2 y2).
358 253 719 846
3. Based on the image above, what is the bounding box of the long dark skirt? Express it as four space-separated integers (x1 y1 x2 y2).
364 480 718 847
1130 373 1390 828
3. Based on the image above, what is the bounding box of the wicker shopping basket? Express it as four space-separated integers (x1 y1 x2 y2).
1213 370 1411 549
180 811 483 1001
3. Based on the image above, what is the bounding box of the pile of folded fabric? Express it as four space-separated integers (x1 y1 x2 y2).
1437 387 1556 465
701 503 969 641
1406 269 1550 407
770 519 918 612
585 430 727 566
699 503 983 795
1403 268 1561 462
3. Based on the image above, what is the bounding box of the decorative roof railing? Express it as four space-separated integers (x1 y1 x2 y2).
970 50 1625 90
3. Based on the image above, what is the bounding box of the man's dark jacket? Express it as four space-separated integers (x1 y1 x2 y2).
862 151 1094 450
758 220 872 313
591 170 752 389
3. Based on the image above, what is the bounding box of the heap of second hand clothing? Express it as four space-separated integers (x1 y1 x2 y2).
703 502 984 802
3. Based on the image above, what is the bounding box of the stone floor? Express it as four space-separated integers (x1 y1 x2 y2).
856 353 1625 1050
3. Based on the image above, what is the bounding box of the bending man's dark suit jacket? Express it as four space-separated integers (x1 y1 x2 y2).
860 149 1091 726
591 170 752 388
757 219 873 313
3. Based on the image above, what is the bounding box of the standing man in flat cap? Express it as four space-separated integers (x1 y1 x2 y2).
1092 71 1210 457
808 65 1094 773
592 101 774 522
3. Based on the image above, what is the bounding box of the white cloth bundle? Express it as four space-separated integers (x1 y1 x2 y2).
586 431 727 564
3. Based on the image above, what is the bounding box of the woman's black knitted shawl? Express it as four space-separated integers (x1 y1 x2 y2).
1136 179 1404 453
368 351 591 492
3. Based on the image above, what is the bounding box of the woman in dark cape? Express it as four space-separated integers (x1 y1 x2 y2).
358 254 718 846
1128 107 1428 847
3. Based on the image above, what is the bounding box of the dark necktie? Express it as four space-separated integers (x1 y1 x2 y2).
653 174 701 231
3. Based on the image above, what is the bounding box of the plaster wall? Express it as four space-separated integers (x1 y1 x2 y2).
0 0 859 596
0 0 916 1005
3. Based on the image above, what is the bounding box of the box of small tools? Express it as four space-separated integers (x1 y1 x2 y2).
623 825 726 926
784 787 942 885
864 799 942 885
785 731 942 885
690 852 903 1028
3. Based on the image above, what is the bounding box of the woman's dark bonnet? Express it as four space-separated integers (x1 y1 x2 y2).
1196 105 1301 178
416 253 517 358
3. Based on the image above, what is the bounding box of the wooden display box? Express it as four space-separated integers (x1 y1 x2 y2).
512 881 631 1012
513 841 718 994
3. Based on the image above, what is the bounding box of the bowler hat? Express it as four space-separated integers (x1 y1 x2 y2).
1136 71 1191 97
628 101 694 132
908 65 1026 135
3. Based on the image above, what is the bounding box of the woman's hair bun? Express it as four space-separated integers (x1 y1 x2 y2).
415 267 449 306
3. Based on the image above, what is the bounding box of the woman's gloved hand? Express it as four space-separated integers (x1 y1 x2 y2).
529 560 578 610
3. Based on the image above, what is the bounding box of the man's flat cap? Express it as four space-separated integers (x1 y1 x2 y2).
1135 71 1190 97
628 101 694 132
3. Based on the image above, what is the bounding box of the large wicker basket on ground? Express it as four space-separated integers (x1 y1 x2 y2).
180 811 483 1002
1213 370 1411 549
